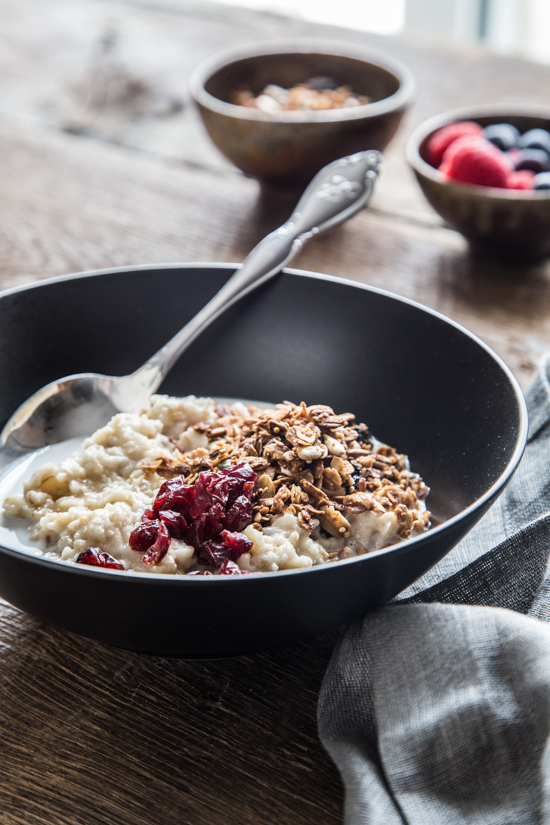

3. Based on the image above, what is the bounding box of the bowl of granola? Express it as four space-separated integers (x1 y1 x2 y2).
190 40 415 197
0 264 526 656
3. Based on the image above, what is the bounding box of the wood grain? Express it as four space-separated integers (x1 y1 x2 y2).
0 119 548 388
1 2 550 823
0 601 342 825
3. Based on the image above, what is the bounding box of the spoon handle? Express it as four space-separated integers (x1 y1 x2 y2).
119 150 382 406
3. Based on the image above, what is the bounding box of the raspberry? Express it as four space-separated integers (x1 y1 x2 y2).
440 136 511 188
427 121 483 167
506 170 535 190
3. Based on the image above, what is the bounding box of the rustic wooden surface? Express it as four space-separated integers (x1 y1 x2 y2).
1 1 550 823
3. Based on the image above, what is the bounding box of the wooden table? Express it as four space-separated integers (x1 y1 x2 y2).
1 2 550 822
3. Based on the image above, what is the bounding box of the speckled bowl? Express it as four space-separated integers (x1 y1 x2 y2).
406 104 550 262
190 40 415 197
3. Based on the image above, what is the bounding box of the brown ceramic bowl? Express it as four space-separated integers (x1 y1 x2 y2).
190 40 415 196
406 104 550 262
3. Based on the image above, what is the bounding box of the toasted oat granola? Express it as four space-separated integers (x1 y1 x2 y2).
143 400 430 549
232 79 371 113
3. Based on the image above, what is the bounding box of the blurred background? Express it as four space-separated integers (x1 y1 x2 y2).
1 0 549 175
2 0 549 168
215 0 550 63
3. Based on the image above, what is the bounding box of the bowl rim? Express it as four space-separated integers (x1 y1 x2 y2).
406 103 550 199
0 262 528 584
189 38 416 123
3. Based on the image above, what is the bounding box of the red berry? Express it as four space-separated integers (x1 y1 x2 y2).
76 548 124 570
440 136 511 188
143 521 171 566
217 560 254 575
428 121 483 167
506 170 535 190
129 517 160 552
132 462 257 567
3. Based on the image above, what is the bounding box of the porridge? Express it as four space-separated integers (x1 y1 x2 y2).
3 395 430 576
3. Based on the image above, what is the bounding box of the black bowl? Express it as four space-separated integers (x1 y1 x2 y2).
0 264 526 657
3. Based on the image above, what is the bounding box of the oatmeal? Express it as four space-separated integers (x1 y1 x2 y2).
3 395 430 575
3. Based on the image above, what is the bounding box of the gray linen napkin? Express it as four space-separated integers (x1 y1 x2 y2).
318 354 550 825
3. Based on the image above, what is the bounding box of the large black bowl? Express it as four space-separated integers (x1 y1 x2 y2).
0 264 527 657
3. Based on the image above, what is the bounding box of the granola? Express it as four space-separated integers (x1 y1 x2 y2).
167 400 429 548
232 78 371 113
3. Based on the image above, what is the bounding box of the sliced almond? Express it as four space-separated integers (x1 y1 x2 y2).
323 434 346 457
318 506 351 538
296 444 328 462
257 473 275 498
322 467 342 492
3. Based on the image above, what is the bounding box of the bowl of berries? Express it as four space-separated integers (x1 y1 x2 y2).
406 105 550 261
190 40 415 198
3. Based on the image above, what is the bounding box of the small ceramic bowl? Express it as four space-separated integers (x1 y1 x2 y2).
190 40 415 197
406 104 550 262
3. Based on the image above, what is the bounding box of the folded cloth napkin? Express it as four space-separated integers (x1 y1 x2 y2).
318 354 550 825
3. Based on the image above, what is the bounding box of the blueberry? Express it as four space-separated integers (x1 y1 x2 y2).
515 148 550 174
518 128 550 154
483 123 519 151
306 76 337 91
533 172 550 190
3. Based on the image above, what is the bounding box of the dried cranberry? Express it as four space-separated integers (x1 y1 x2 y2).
223 464 257 504
129 518 160 552
198 530 252 568
187 570 214 576
76 548 124 570
222 495 253 532
220 529 252 560
143 521 171 566
135 461 257 567
159 509 188 539
194 470 230 510
197 541 229 568
153 476 195 517
218 560 252 575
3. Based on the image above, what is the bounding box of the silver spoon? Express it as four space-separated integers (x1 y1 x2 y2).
0 150 381 473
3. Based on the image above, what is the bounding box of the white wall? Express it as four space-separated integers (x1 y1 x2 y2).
209 0 406 35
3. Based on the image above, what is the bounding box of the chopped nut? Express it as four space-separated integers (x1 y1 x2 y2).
322 467 342 492
288 425 318 446
257 473 276 498
300 479 329 506
328 546 353 561
298 508 318 532
323 434 346 457
319 506 351 538
296 444 328 462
